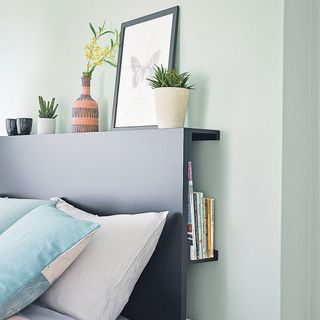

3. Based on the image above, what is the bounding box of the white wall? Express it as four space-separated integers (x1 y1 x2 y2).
0 1 284 320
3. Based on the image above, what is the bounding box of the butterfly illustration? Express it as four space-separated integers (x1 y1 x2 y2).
131 50 161 89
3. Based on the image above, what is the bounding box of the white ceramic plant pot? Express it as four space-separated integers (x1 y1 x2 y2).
37 118 56 135
153 87 190 129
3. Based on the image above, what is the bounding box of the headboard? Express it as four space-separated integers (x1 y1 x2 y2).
0 128 189 320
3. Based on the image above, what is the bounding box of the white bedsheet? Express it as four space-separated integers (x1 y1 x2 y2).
8 303 129 320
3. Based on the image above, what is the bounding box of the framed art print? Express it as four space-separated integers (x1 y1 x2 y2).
112 6 179 129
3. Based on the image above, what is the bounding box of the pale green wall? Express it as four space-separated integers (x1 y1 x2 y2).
310 0 320 318
282 0 312 319
282 1 320 320
0 1 284 319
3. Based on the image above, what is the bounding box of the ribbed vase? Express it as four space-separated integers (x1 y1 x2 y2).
72 77 99 133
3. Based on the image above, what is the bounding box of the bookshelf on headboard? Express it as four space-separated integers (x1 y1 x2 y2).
0 127 220 320
184 129 220 264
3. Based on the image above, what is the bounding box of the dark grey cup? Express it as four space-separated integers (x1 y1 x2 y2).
17 118 33 135
6 119 18 136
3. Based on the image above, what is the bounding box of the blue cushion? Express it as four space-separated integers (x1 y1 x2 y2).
0 204 99 319
0 198 56 234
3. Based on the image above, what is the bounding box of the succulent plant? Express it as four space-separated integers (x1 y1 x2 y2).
147 65 194 90
38 96 58 119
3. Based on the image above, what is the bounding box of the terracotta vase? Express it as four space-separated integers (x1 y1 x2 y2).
72 76 99 133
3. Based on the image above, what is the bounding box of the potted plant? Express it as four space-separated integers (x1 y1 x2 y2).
37 96 58 135
72 21 119 133
147 65 194 128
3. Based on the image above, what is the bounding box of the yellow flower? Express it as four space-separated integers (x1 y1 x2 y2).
103 47 111 55
83 22 119 75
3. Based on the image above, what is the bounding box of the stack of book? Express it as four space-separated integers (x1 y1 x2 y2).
187 162 215 261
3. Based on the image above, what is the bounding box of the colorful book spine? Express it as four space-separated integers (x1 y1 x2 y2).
193 194 200 259
194 192 204 259
187 162 197 260
202 196 208 259
187 163 216 261
211 198 215 258
205 198 214 258
187 162 193 241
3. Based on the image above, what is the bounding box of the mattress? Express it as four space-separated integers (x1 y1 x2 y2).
8 303 129 320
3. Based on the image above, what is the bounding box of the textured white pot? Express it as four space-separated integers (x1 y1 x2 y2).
153 87 190 128
37 118 56 135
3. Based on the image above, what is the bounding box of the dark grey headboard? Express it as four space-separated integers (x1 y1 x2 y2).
0 128 188 320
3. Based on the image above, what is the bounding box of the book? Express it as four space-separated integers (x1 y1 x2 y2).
205 198 214 257
205 198 211 257
187 162 197 260
211 198 215 258
193 192 204 259
202 196 208 259
193 193 200 259
187 162 193 241
187 163 216 261
205 198 212 257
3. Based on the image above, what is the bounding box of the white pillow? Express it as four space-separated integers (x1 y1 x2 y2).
40 198 168 320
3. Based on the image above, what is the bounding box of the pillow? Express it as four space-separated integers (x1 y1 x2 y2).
0 197 56 234
0 204 99 320
7 303 130 320
40 198 168 320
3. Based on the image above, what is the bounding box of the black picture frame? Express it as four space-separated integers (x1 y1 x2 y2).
111 6 179 130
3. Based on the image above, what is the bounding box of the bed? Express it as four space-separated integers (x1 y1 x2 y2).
0 128 195 320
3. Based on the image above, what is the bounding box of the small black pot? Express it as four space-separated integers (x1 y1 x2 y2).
6 119 18 136
17 118 33 135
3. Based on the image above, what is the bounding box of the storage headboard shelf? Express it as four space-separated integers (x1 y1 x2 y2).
0 128 220 320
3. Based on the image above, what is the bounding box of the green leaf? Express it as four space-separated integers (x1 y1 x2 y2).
89 23 97 37
100 31 113 36
101 20 106 31
38 96 44 109
52 104 58 117
104 60 117 68
50 98 55 110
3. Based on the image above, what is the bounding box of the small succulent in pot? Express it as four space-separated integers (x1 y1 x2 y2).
147 65 194 90
37 96 58 135
38 96 58 119
147 65 194 129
